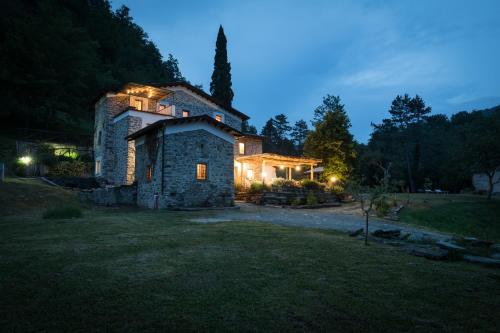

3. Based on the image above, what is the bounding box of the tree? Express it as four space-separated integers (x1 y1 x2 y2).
241 120 257 134
304 95 356 183
162 54 185 82
261 119 279 153
210 25 234 106
291 120 309 155
347 181 384 245
260 115 295 155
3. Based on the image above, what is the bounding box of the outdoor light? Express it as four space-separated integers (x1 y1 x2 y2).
330 176 337 182
19 156 32 165
279 165 285 170
295 165 301 171
262 171 267 178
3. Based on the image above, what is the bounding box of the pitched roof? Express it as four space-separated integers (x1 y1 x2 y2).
147 82 249 120
126 115 242 141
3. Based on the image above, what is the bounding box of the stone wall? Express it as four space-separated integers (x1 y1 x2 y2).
79 185 137 206
94 94 129 183
112 115 142 185
161 89 242 130
135 129 235 208
234 136 262 157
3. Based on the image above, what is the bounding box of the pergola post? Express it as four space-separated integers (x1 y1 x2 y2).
262 160 266 184
310 164 314 180
288 166 292 180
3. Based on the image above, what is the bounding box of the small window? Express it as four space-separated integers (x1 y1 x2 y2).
215 114 223 122
146 165 153 182
182 110 190 117
95 160 101 175
196 163 207 180
239 142 245 155
133 99 143 110
97 131 102 145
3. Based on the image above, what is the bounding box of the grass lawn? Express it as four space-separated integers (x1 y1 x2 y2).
394 193 500 242
1 179 500 332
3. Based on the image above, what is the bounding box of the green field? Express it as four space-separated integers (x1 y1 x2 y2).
1 179 499 332
394 193 500 242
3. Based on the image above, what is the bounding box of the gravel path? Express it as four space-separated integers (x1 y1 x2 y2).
190 203 451 242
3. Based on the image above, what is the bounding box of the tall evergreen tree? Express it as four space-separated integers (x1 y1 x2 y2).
210 25 234 106
291 119 309 155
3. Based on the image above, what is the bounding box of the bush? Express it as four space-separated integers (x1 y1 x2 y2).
272 178 300 188
49 161 90 177
234 182 244 193
43 206 83 219
248 181 269 194
301 179 322 190
374 196 391 217
291 197 304 206
306 191 318 205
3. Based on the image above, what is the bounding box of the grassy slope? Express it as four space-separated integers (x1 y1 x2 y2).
0 179 499 332
396 193 500 241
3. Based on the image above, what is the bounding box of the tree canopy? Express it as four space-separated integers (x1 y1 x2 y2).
0 0 185 142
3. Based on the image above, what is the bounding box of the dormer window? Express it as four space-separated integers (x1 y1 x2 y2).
215 114 222 122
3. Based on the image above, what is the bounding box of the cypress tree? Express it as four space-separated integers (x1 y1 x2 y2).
210 25 234 106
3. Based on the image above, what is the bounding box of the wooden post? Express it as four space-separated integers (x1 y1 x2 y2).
288 166 292 180
310 164 314 180
262 160 266 184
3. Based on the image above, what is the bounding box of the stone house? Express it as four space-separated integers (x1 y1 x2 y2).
94 82 320 208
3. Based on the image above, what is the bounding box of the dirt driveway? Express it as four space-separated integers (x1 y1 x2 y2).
191 203 451 242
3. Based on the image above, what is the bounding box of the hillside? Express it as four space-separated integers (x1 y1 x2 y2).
0 0 185 143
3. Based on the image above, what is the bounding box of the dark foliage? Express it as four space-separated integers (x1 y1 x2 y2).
0 0 184 142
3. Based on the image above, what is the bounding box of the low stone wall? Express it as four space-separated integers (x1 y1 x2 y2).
79 184 137 206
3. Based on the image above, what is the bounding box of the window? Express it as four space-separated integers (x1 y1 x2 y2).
95 160 101 175
239 142 245 155
215 114 223 122
196 163 207 180
182 110 190 117
133 99 143 110
146 165 153 182
97 131 102 145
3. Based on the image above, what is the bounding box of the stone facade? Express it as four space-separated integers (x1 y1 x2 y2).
135 129 235 208
112 115 142 184
160 89 242 130
473 172 500 193
234 136 263 157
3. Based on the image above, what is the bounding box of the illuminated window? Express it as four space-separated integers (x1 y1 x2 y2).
146 165 153 182
196 163 207 180
239 142 245 155
215 114 223 122
133 99 143 110
183 110 190 117
95 160 101 175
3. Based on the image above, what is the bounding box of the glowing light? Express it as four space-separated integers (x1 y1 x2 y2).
246 169 254 180
19 156 32 165
330 176 337 182
279 165 285 170
262 171 267 178
295 165 301 171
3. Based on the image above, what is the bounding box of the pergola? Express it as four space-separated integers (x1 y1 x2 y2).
235 153 322 182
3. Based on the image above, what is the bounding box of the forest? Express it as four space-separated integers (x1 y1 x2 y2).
0 0 185 142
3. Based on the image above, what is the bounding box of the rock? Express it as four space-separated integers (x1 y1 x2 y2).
463 255 500 268
407 233 436 244
459 237 494 247
400 233 411 241
490 244 500 254
405 245 449 260
491 253 500 260
348 228 364 237
372 229 401 239
436 240 466 253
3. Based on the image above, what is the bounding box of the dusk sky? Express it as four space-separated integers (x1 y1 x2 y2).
113 0 500 142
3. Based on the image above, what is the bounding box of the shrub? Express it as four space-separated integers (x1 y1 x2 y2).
291 197 304 206
272 178 300 188
49 161 90 177
248 181 269 194
301 179 322 190
306 191 318 205
234 182 244 193
43 206 83 219
374 196 391 217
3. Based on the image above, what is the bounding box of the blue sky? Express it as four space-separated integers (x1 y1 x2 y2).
113 0 500 142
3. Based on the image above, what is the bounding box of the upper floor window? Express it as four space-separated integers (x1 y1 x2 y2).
95 159 101 175
182 110 190 117
196 163 207 180
239 142 245 155
133 99 143 110
97 130 102 145
146 165 153 182
215 114 223 122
